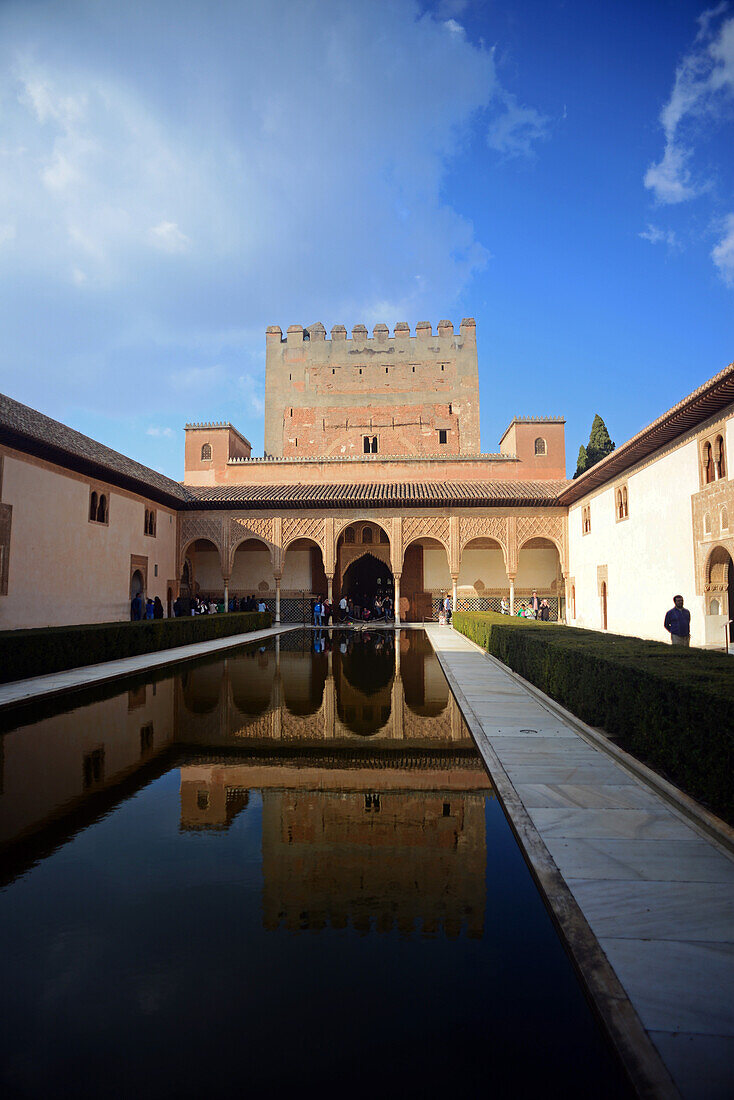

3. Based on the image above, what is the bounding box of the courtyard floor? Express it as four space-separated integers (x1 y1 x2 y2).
428 624 734 1100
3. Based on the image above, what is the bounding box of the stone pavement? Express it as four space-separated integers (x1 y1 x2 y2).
0 624 297 711
427 625 734 1100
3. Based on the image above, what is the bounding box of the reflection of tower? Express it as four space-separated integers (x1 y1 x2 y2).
261 787 488 937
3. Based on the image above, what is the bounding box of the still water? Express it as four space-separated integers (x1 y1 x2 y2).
0 629 629 1097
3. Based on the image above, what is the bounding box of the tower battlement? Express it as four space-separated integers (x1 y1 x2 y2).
264 319 480 459
266 318 476 349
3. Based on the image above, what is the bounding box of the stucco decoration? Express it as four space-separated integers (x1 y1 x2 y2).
516 513 566 571
402 515 450 555
459 516 508 565
180 515 225 563
282 516 326 556
229 516 276 572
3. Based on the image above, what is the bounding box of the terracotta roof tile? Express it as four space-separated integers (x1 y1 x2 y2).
0 391 190 506
184 479 569 510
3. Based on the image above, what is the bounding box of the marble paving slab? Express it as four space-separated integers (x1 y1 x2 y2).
426 624 734 1100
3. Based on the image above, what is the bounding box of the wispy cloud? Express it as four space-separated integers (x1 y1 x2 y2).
149 221 190 254
712 213 734 285
639 224 679 248
645 7 734 205
146 425 175 438
487 90 550 159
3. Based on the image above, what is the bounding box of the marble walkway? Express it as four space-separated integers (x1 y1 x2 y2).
0 623 297 710
427 625 734 1100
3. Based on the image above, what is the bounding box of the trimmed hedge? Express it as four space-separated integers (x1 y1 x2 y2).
0 611 272 685
452 611 734 823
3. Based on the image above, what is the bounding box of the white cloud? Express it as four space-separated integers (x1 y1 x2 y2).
146 425 175 437
645 8 734 204
0 0 545 464
712 213 734 285
444 19 465 37
487 91 550 159
639 224 678 248
149 221 190 253
643 143 699 205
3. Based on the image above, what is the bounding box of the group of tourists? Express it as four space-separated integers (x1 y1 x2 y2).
499 590 551 619
130 593 164 621
314 593 394 625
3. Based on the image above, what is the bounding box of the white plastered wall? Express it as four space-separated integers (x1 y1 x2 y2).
568 436 702 644
0 452 178 628
457 548 506 591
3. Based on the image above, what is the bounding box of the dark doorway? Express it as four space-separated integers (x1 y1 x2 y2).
341 552 393 616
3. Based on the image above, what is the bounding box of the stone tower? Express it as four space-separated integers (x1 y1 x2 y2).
263 319 480 458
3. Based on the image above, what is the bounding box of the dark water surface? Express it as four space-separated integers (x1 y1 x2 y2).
0 629 630 1098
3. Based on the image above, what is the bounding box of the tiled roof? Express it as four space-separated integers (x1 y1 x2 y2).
184 479 569 510
0 391 190 506
557 360 734 505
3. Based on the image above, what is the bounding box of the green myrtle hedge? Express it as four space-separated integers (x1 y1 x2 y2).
452 611 734 823
0 611 272 685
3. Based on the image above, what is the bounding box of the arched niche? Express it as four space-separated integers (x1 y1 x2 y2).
458 537 506 594
231 537 275 597
282 537 327 596
182 538 223 598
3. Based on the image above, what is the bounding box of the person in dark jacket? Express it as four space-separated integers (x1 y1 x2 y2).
131 592 143 621
153 596 164 619
664 595 691 646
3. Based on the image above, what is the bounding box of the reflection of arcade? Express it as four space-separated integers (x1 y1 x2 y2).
176 630 460 745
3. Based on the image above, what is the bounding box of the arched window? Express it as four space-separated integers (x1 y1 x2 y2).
704 442 714 484
715 435 726 479
616 490 623 520
379 527 389 544
344 526 355 543
722 507 729 531
534 437 547 456
89 491 98 521
201 443 212 461
582 506 591 535
571 585 576 619
710 598 720 615
97 494 107 523
622 486 628 517
704 512 712 535
362 526 373 544
600 581 608 630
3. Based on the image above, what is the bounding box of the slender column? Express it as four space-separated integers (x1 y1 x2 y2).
451 573 458 625
395 632 401 676
326 573 333 604
275 575 281 623
393 572 401 626
223 577 229 609
509 574 515 615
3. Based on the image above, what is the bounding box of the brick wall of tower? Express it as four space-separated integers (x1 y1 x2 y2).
264 320 480 458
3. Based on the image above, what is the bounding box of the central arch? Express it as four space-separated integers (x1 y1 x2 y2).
341 551 394 618
705 544 734 645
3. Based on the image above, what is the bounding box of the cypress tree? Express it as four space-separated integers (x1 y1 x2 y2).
573 415 615 478
573 444 588 479
586 414 615 466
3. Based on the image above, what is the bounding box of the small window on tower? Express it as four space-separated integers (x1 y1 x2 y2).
201 443 212 461
535 438 547 456
439 429 447 445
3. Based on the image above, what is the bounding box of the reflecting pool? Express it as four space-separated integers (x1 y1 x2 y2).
0 629 630 1097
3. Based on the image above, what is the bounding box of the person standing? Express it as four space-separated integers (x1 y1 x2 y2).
530 591 540 619
153 596 164 619
664 595 691 646
339 595 347 622
500 597 509 615
539 599 550 621
445 593 452 624
131 591 143 621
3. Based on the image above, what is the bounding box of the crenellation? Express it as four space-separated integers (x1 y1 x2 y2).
264 318 482 459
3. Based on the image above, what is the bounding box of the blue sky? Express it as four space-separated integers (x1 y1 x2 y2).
0 0 732 479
